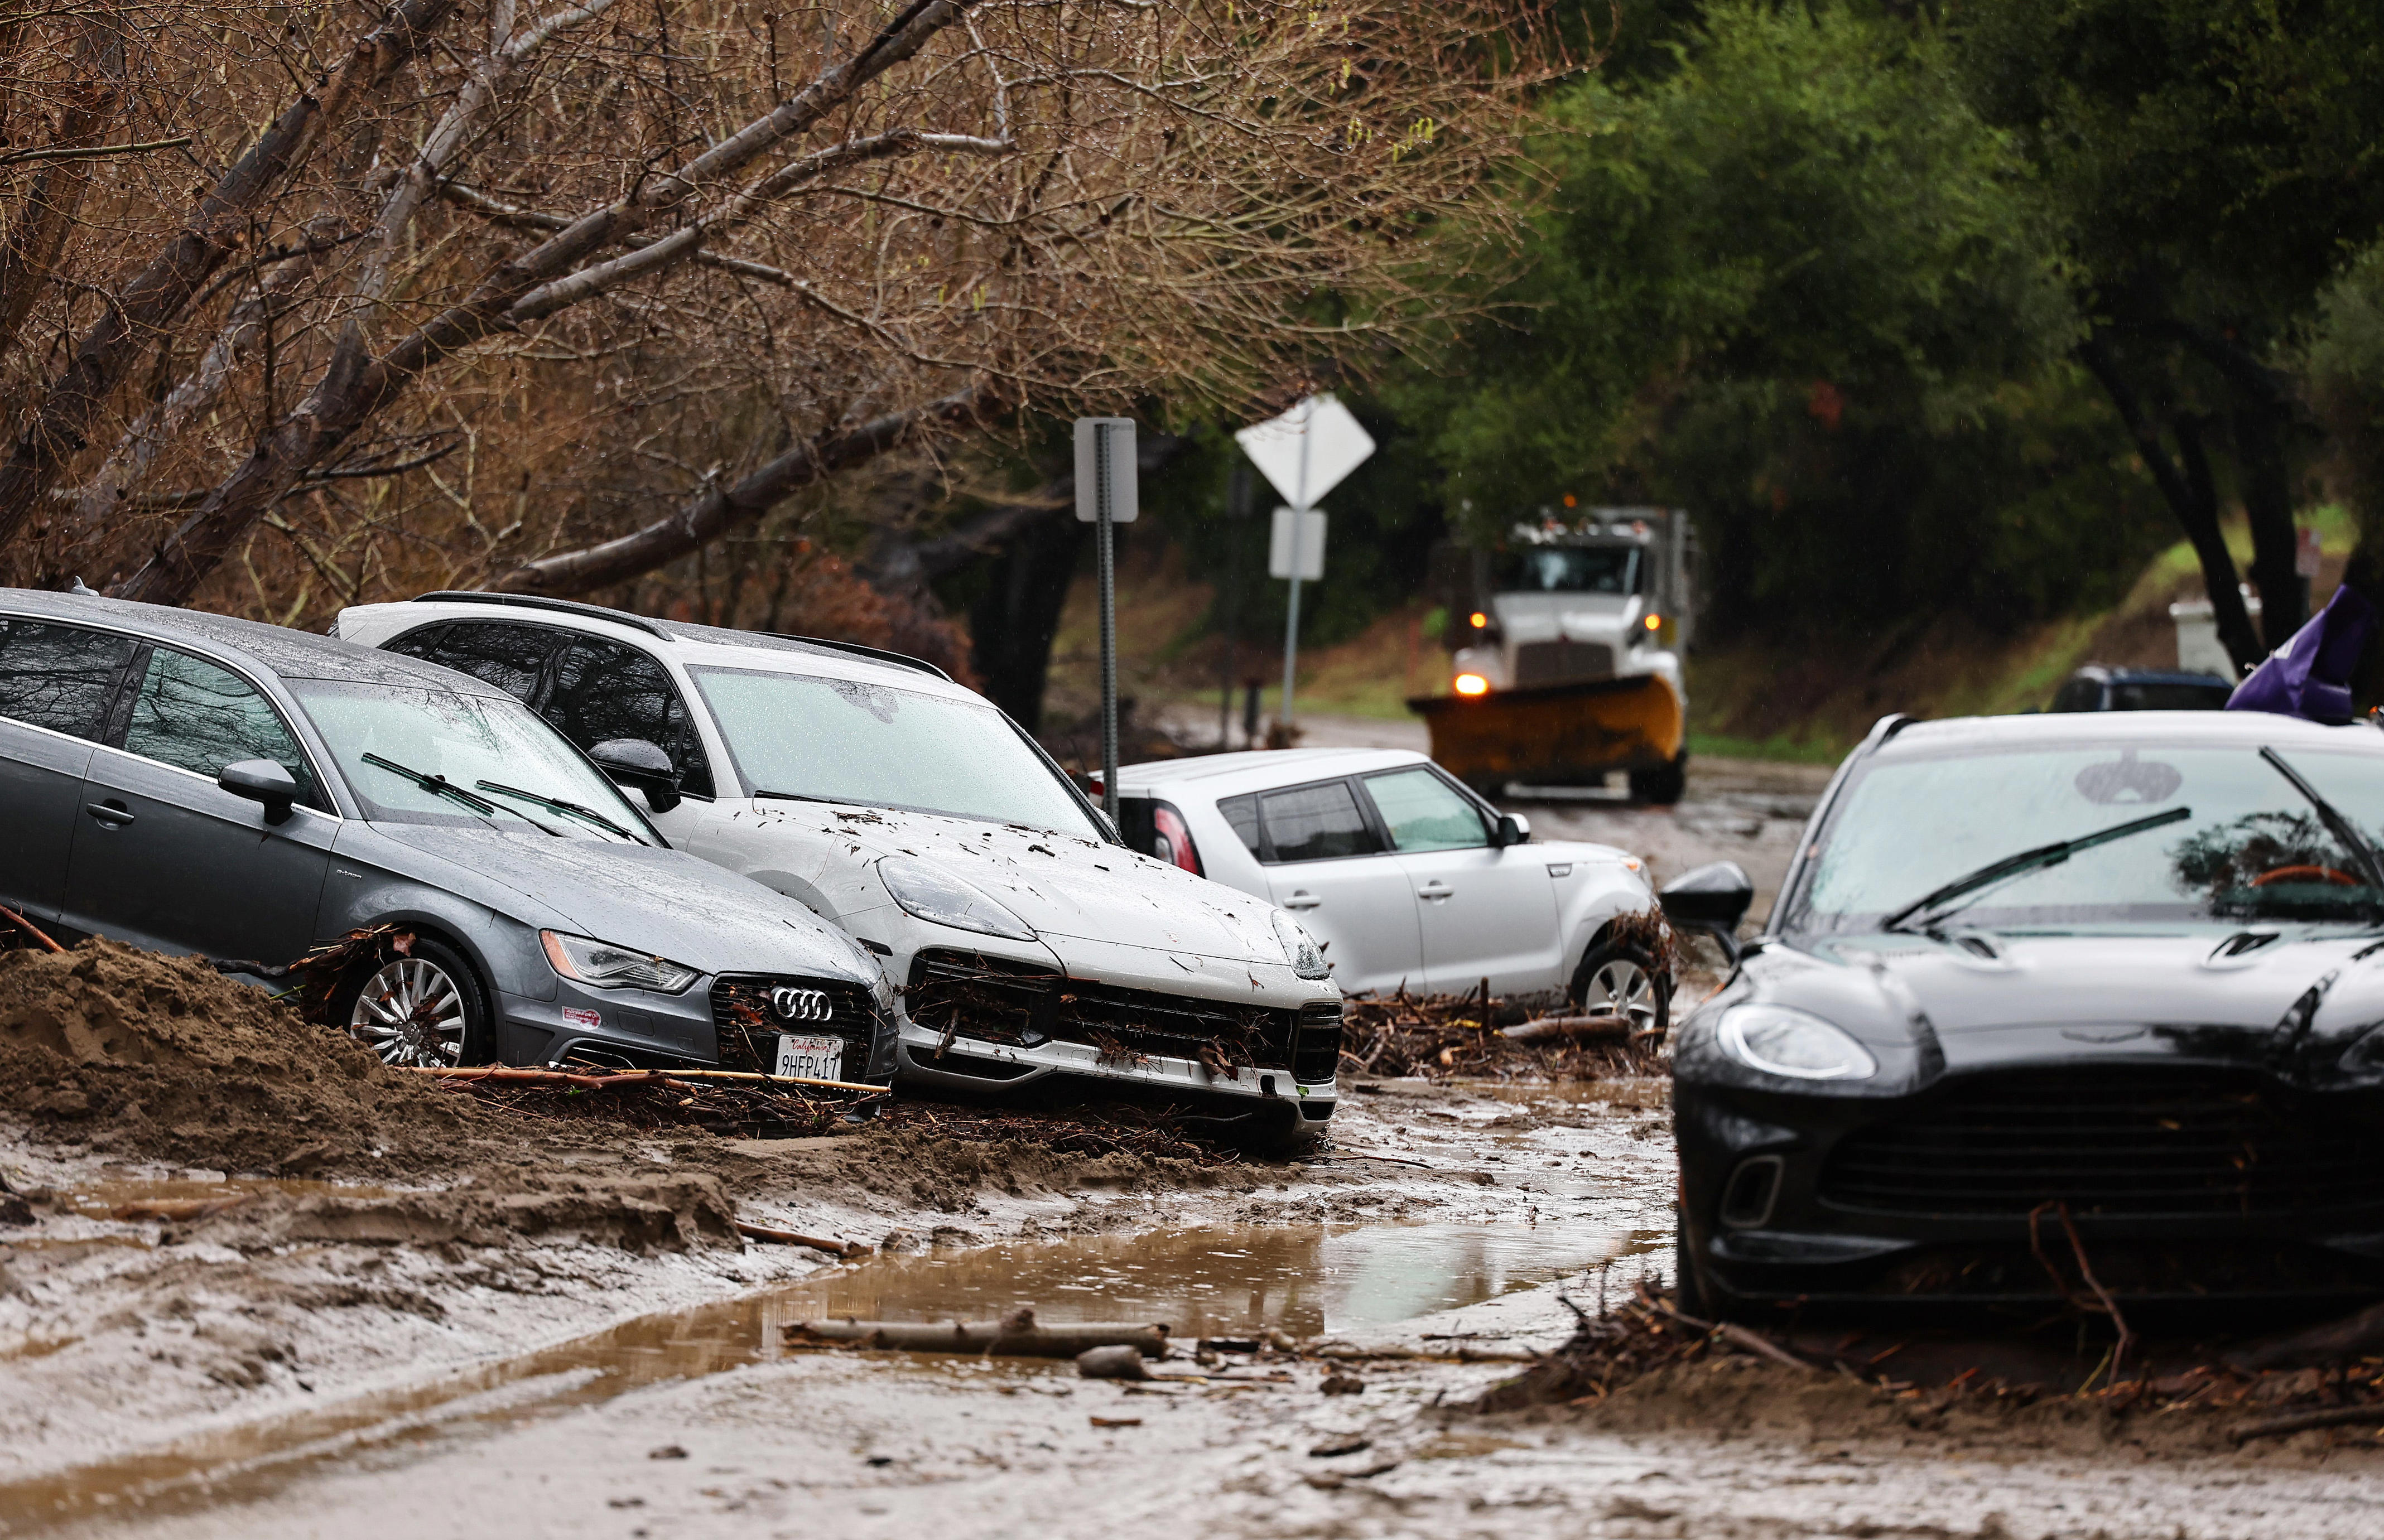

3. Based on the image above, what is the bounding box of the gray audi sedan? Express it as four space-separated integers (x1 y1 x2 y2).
0 590 894 1080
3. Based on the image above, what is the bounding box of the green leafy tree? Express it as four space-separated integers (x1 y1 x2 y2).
1954 0 2384 666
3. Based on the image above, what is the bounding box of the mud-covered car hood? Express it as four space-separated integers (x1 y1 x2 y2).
1676 928 2384 1094
740 803 1290 963
361 824 881 986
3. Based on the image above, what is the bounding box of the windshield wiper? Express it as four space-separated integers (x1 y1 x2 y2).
475 780 645 843
2260 747 2384 890
1879 805 2193 935
362 754 558 835
754 789 856 807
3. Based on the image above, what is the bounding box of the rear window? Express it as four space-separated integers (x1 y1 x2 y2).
0 617 136 740
1257 781 1380 863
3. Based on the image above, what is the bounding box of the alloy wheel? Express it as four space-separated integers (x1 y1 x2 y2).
349 957 468 1066
1583 957 1659 1034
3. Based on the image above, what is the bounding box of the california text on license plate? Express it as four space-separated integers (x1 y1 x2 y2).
775 1032 844 1082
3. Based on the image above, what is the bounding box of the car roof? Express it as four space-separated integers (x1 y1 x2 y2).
344 592 985 704
1 588 509 696
1875 708 2383 762
1115 746 1431 796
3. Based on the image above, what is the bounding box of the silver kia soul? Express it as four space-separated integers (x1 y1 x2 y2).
336 592 1346 1142
0 590 894 1079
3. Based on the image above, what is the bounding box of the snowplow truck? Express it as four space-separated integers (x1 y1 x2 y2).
1410 508 1697 804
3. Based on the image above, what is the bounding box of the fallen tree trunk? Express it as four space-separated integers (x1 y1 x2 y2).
787 1319 1169 1358
1499 1013 1631 1043
732 1220 868 1258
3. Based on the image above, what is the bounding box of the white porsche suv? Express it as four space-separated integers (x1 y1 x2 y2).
334 593 1343 1142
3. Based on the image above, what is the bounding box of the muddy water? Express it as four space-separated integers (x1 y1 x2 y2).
2 1219 1637 1534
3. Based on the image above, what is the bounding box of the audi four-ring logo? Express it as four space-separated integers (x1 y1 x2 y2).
769 986 832 1024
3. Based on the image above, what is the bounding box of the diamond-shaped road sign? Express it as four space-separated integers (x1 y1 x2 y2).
1234 395 1375 511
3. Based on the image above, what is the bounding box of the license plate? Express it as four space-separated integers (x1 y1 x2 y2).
775 1032 844 1082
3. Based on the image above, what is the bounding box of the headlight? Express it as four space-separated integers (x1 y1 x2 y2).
879 857 1037 942
1717 1003 1877 1080
540 931 701 994
1272 910 1331 980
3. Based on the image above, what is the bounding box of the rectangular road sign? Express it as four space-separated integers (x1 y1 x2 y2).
1268 506 1326 581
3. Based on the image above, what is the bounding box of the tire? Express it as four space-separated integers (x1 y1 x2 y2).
1568 935 1672 1039
1628 752 1687 806
1675 1220 1714 1316
338 936 495 1067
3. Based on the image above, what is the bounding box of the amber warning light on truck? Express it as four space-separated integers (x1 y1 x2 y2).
1453 672 1491 696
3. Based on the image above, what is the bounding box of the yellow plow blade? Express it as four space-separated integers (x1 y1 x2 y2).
1407 673 1683 790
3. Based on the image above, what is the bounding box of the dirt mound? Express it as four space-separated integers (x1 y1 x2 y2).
1473 1293 2384 1462
0 940 492 1176
160 1172 745 1254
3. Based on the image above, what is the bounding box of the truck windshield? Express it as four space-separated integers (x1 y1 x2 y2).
1788 741 2384 934
689 666 1101 838
1494 545 1640 595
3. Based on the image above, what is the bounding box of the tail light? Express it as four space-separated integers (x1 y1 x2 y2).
1151 802 1202 875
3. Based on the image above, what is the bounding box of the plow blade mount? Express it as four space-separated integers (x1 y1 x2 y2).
1408 673 1683 793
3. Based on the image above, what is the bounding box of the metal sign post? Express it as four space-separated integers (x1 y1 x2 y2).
1234 395 1374 736
1073 417 1137 822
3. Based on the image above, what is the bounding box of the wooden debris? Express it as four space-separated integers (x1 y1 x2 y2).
787 1310 1169 1358
732 1220 868 1258
1500 1013 1631 1043
0 904 63 954
1076 1345 1153 1380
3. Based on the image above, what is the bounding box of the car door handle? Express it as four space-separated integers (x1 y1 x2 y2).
1417 880 1452 900
84 800 135 828
1282 891 1322 910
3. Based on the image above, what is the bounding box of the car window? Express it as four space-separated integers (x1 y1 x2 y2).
120 646 323 808
688 665 1099 837
545 638 715 797
2110 680 2232 711
1364 766 1488 851
287 679 652 840
2049 677 2102 712
1259 781 1380 862
1219 793 1263 857
0 618 137 740
402 621 562 699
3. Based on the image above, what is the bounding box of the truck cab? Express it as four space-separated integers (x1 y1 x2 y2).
1415 508 1698 804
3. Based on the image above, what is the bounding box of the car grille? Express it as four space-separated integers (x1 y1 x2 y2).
710 976 882 1073
906 948 1338 1082
1514 639 1614 687
1818 1069 2384 1219
1294 1002 1344 1084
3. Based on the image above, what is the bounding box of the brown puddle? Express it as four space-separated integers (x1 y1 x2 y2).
1 1220 1640 1534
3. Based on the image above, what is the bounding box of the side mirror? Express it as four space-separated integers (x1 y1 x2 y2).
219 759 297 825
1491 813 1528 848
1659 859 1756 964
590 737 680 815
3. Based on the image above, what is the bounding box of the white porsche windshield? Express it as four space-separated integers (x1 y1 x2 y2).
690 667 1100 837
1791 740 2384 934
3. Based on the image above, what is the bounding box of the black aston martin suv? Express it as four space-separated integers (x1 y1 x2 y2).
1667 709 2384 1319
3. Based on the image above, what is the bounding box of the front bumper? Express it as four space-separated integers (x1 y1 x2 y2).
499 971 898 1081
889 942 1340 1124
1676 1071 2384 1310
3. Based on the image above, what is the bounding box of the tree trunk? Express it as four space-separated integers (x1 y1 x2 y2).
2235 403 2305 648
968 510 1089 731
2079 335 2263 673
